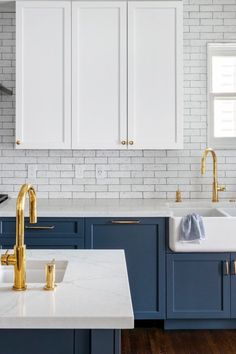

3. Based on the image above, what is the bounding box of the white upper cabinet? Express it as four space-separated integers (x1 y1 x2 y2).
128 1 183 149
16 1 183 150
72 2 127 149
16 1 71 149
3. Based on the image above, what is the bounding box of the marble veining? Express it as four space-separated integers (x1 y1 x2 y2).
0 250 134 329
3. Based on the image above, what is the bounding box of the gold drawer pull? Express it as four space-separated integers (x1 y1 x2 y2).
16 140 21 145
224 260 229 276
129 140 134 145
232 261 236 275
111 220 140 224
121 140 127 145
25 226 55 230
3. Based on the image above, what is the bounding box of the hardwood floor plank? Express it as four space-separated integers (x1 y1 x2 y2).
122 328 236 354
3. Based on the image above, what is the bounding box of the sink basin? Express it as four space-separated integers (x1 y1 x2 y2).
171 208 225 217
219 208 236 217
0 260 68 284
169 208 236 252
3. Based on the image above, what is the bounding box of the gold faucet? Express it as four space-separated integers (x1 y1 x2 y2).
1 184 37 290
201 148 226 202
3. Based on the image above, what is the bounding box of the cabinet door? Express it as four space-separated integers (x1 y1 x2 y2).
85 218 165 319
16 1 71 149
230 253 236 317
0 330 74 354
72 2 127 149
128 1 183 149
167 253 230 319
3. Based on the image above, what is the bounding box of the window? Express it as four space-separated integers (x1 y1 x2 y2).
208 43 236 148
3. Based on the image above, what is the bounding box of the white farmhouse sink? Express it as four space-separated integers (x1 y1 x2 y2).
219 208 236 217
169 208 236 252
171 208 225 217
0 260 68 284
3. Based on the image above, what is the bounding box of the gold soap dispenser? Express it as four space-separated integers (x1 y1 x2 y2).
44 259 56 291
175 189 182 203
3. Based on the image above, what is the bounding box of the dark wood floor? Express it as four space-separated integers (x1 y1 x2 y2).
122 328 236 354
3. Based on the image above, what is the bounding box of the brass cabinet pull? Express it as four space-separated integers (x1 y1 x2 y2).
16 140 21 145
121 140 127 145
111 220 140 224
224 260 230 276
25 226 55 230
129 140 134 145
232 261 236 275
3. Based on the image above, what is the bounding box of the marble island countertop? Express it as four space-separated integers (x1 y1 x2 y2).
0 198 235 217
0 250 134 329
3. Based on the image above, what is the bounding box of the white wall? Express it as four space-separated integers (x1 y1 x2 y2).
0 1 236 199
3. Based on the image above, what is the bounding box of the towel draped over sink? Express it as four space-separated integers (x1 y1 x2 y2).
179 213 206 243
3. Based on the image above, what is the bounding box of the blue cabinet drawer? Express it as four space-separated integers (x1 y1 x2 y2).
0 218 84 237
0 218 84 249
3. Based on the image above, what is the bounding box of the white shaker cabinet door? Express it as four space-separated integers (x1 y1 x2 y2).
72 2 127 149
16 1 71 149
128 1 183 149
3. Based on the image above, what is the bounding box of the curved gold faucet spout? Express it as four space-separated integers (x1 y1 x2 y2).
16 184 37 247
1 184 37 291
201 148 225 202
201 147 218 179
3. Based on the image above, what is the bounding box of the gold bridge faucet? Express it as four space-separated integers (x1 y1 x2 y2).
201 148 226 202
1 184 37 290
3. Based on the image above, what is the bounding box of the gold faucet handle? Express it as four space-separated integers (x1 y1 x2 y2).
218 185 226 192
1 250 16 266
1 250 9 265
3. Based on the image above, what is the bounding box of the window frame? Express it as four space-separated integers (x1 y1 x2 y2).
208 43 236 149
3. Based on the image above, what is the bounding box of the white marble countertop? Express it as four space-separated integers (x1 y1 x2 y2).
0 198 236 217
0 250 134 329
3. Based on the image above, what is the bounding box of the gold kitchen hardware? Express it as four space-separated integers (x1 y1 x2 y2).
232 261 236 276
201 148 226 202
25 226 55 230
175 190 182 203
121 140 127 145
129 141 134 145
111 220 140 224
224 260 229 276
1 250 16 266
16 140 21 145
44 259 56 291
0 184 37 291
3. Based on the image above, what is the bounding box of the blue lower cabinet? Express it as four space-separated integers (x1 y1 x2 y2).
0 217 84 249
0 329 74 354
0 329 120 354
231 253 236 318
167 253 231 319
85 217 166 319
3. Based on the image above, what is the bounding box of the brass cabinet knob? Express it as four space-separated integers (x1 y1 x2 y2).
121 140 126 145
16 140 21 145
129 140 134 145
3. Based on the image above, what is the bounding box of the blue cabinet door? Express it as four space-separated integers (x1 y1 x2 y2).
167 253 230 319
0 330 74 354
85 217 166 319
230 253 236 318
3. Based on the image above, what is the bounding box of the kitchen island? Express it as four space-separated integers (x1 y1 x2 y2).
0 249 134 354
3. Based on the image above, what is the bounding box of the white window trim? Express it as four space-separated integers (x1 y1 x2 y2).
208 43 236 149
